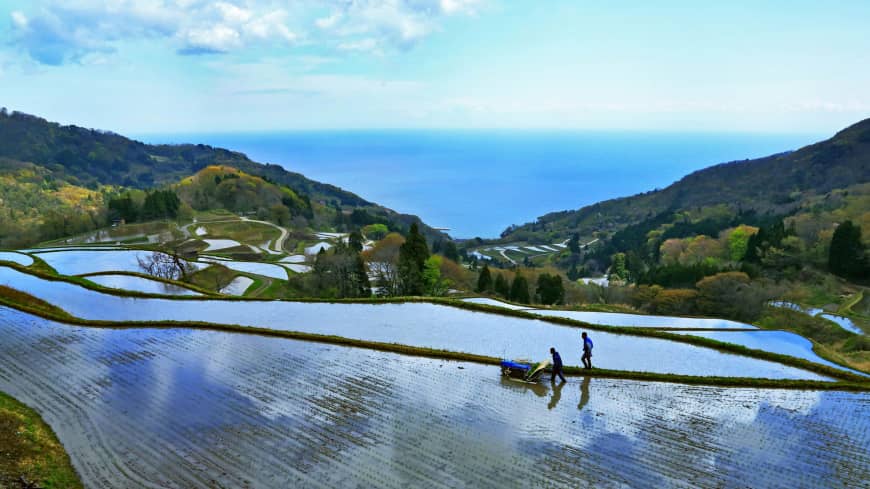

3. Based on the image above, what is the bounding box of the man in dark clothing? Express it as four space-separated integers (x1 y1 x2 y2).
550 347 566 382
581 332 593 369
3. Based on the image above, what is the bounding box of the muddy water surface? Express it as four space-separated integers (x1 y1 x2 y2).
0 266 832 379
0 308 868 488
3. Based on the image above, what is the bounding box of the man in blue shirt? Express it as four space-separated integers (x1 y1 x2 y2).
581 332 593 369
550 347 566 383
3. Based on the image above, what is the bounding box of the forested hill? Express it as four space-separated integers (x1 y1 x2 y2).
502 118 870 243
0 109 446 240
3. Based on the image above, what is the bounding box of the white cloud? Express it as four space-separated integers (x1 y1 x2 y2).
338 38 380 52
8 1 487 65
8 1 301 63
11 11 28 29
315 12 342 30
181 24 242 53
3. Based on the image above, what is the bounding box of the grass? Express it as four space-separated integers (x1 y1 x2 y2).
0 391 83 489
200 221 279 244
0 283 868 390
186 264 239 293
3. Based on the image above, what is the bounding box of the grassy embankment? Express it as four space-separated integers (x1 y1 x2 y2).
2 256 868 378
460 293 870 374
3 256 870 379
0 391 82 489
0 276 868 389
756 307 870 373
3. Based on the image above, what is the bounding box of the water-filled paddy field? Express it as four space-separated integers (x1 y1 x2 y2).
0 266 838 379
0 307 868 488
84 274 202 296
34 249 202 275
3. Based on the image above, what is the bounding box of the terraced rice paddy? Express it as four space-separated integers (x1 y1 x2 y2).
0 266 835 379
220 276 254 296
0 251 33 266
0 308 868 488
531 308 757 330
201 239 244 251
199 257 289 280
671 330 868 376
35 249 201 275
85 274 202 296
820 313 864 334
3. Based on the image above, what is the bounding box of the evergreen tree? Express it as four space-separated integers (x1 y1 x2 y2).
509 272 531 304
829 220 868 279
567 232 581 254
494 273 510 298
398 223 430 295
536 273 565 305
442 241 460 262
348 230 364 253
476 264 493 292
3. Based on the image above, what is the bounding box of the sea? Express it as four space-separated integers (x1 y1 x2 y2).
137 130 824 239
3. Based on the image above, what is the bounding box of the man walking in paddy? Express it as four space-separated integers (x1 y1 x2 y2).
549 347 566 383
581 332 593 369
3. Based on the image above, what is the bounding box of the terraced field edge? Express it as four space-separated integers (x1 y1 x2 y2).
0 287 868 390
0 391 83 489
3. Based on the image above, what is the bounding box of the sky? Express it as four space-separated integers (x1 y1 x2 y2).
1 0 869 134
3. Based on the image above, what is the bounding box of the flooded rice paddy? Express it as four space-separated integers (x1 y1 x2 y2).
34 249 201 275
0 251 34 266
220 276 254 296
820 313 863 334
0 307 868 488
85 274 202 296
672 330 868 376
0 266 834 379
531 308 757 330
463 297 758 329
200 257 290 280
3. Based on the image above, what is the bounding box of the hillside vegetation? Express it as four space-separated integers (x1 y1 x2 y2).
503 118 870 244
0 109 446 246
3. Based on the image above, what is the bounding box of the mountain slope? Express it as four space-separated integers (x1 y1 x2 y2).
0 109 446 241
503 118 870 243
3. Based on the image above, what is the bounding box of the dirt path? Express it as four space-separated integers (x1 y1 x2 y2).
239 217 289 253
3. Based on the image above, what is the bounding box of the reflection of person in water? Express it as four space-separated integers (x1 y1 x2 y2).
547 379 564 410
577 376 591 411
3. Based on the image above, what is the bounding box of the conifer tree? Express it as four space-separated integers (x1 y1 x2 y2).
829 220 868 279
476 264 493 292
494 273 510 298
509 271 531 304
398 223 430 295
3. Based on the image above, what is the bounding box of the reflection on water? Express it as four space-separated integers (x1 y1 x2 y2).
672 330 868 376
0 251 33 266
85 274 201 296
578 377 591 411
34 250 201 275
0 266 835 379
547 380 565 410
531 308 757 330
0 307 867 489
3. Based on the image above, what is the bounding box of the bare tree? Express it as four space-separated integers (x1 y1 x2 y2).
137 251 194 281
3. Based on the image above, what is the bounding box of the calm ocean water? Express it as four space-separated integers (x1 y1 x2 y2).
139 131 823 238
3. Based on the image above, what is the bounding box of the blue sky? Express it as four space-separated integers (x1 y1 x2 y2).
1 0 869 134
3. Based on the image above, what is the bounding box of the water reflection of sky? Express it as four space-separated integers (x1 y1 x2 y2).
0 266 833 379
0 307 867 488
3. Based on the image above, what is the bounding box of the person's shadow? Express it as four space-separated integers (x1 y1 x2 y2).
577 376 591 411
547 380 565 410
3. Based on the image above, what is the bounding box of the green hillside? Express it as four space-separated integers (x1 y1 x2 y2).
503 118 870 244
0 109 446 245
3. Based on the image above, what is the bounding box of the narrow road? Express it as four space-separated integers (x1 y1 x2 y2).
240 217 289 253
